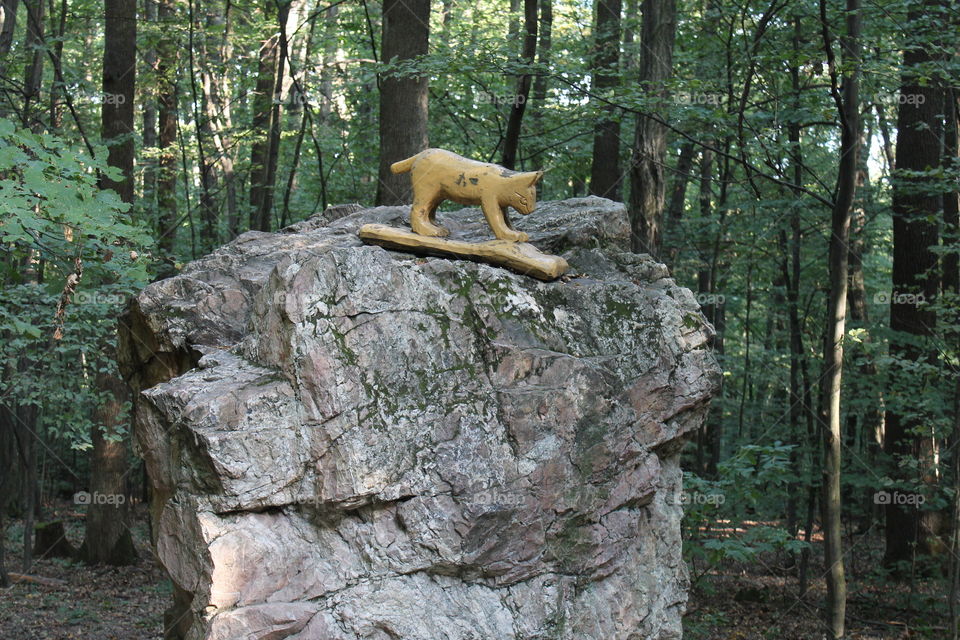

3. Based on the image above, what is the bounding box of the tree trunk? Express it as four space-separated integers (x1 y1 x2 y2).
142 0 158 207
884 0 944 568
98 0 136 203
0 0 18 61
501 0 537 170
588 0 622 199
818 0 859 632
208 0 239 238
253 0 293 232
529 0 552 176
627 0 676 256
249 31 280 227
944 88 958 298
157 0 178 259
20 0 44 130
188 0 218 250
82 371 137 565
83 0 138 567
663 141 695 261
48 0 67 129
375 0 430 204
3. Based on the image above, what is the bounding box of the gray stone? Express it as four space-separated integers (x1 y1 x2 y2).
119 197 720 640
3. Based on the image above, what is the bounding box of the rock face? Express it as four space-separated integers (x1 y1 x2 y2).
119 198 720 640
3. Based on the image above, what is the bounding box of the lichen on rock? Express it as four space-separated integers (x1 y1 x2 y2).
119 197 720 640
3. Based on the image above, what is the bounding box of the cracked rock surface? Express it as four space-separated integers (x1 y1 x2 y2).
118 198 720 640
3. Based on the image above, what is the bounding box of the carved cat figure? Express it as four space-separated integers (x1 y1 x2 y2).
390 148 544 243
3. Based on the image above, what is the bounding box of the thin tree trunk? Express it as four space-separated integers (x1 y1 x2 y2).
663 141 695 263
142 0 158 207
627 0 676 256
818 0 859 631
0 0 18 61
874 100 895 171
501 0 537 170
254 0 293 231
621 0 638 74
188 0 218 250
697 146 724 477
318 4 339 121
157 0 178 258
209 0 238 237
249 31 280 227
588 0 622 199
529 0 552 176
375 0 430 204
48 0 67 129
20 0 44 130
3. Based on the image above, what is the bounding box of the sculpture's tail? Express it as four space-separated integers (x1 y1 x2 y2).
390 155 417 174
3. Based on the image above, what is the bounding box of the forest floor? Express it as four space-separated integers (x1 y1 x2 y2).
684 523 948 639
0 508 949 639
0 501 168 640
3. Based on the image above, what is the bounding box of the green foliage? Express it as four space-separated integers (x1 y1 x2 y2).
683 444 809 578
0 121 152 451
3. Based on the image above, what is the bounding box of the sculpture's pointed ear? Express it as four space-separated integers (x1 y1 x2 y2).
530 170 544 185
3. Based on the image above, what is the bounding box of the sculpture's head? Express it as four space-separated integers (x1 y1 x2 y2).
511 170 544 214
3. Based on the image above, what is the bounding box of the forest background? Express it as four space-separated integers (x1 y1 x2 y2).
0 0 958 637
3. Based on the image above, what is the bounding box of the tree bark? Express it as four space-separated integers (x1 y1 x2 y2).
501 0 537 170
944 88 958 297
0 0 18 61
157 0 179 258
141 0 158 207
817 0 859 631
627 0 676 255
20 0 44 130
48 0 67 129
884 0 944 568
529 0 552 174
589 0 622 199
82 371 137 565
208 0 239 237
249 31 280 227
98 0 136 203
663 141 695 262
84 0 138 567
188 0 219 250
375 0 430 204
253 0 293 232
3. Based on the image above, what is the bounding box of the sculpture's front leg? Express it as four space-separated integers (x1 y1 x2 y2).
482 199 528 242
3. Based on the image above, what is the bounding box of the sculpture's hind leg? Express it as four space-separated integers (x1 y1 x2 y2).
410 192 449 237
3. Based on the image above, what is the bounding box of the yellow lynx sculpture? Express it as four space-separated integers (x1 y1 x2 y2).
390 148 544 242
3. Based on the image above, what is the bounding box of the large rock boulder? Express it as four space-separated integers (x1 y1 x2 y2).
119 198 719 640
